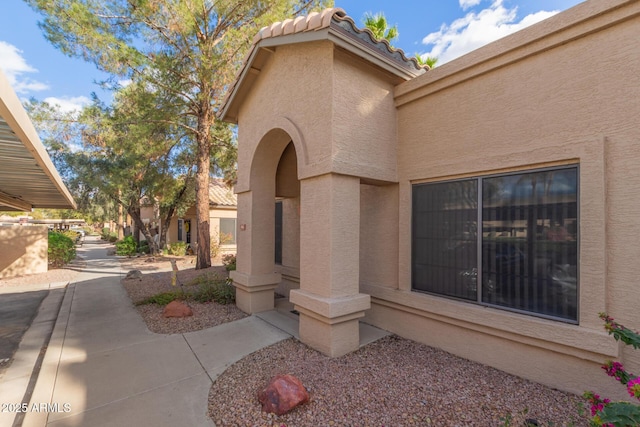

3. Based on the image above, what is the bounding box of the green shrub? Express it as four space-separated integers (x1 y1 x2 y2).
101 227 111 240
167 241 187 256
138 240 150 254
186 273 213 287
192 281 235 304
60 230 80 243
136 290 184 306
115 236 137 256
137 273 235 307
48 231 76 267
222 253 236 271
187 273 236 305
108 233 118 243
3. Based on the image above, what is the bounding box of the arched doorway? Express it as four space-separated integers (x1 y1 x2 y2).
274 142 301 298
231 124 371 358
231 128 299 313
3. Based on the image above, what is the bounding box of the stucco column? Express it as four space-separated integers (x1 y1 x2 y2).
291 173 370 357
231 186 280 314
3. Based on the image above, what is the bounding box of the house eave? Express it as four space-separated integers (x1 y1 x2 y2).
219 11 425 124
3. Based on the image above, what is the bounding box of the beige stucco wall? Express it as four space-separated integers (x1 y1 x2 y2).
162 206 236 260
235 41 402 192
235 41 334 193
359 184 399 288
358 0 639 398
228 0 639 392
0 225 48 279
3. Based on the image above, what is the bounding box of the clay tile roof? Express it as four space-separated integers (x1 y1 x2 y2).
251 8 422 70
220 8 425 122
209 178 237 207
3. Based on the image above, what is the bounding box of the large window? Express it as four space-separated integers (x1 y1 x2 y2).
219 218 237 245
412 166 578 322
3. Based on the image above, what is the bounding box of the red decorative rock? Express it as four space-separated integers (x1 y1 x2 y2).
162 301 193 318
258 374 309 415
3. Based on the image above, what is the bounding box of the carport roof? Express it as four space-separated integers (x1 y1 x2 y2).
0 70 76 211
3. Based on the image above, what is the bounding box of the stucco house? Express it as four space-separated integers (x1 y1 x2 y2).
220 0 640 399
140 178 237 258
0 69 76 278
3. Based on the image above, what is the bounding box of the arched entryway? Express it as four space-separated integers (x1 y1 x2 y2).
274 142 301 298
231 124 371 357
231 127 296 314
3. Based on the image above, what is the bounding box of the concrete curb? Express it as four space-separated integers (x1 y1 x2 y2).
21 284 75 427
0 284 67 427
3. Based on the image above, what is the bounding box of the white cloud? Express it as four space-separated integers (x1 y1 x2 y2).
420 0 559 65
43 96 91 114
459 0 482 11
0 41 49 93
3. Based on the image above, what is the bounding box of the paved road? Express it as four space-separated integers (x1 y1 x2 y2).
0 290 48 377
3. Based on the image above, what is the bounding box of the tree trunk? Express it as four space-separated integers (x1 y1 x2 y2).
159 206 176 252
127 205 160 255
117 200 124 240
195 109 213 270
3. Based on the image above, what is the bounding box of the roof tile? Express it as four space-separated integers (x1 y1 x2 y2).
208 178 237 207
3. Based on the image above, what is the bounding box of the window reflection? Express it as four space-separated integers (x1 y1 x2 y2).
412 180 477 300
412 166 578 322
482 169 577 320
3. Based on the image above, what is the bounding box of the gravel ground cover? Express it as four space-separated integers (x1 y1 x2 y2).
118 255 590 426
119 255 247 334
208 337 590 427
0 248 594 426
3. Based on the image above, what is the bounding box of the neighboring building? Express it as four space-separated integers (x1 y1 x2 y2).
220 0 640 399
143 178 237 259
0 69 76 278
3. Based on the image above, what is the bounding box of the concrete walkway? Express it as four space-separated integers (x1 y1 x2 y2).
3 237 291 427
2 236 389 427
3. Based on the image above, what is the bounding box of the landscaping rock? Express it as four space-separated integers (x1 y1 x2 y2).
125 270 143 280
258 374 309 415
163 300 193 318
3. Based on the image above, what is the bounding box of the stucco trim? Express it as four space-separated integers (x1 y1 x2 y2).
290 289 371 320
395 0 640 107
236 116 313 194
363 285 618 363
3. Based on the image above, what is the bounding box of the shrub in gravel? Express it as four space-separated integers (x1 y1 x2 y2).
48 231 76 267
192 281 235 305
137 290 184 306
188 273 235 305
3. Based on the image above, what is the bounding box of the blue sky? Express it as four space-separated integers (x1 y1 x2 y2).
0 0 584 113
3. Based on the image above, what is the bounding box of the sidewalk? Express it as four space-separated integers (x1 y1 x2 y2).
3 236 390 426
6 237 291 427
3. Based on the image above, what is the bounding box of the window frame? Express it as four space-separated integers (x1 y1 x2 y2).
411 165 580 324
